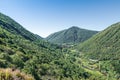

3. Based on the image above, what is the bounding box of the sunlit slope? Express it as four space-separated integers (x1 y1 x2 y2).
78 22 120 60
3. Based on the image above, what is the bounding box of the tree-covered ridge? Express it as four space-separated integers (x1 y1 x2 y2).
0 12 42 41
46 26 98 44
78 22 120 60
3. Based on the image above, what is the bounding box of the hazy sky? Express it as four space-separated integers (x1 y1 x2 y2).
0 0 120 37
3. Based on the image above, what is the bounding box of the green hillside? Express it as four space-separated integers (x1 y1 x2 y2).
78 22 120 79
0 13 108 80
46 26 98 44
78 22 120 60
0 12 42 41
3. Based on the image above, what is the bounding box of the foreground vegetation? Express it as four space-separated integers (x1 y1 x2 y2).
0 68 34 80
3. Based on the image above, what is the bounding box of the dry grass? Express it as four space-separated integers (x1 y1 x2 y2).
0 68 34 80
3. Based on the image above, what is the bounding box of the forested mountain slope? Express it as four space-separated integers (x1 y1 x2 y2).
46 26 98 44
78 22 120 60
0 12 42 41
77 22 120 79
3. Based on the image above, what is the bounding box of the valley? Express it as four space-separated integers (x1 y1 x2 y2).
0 12 120 80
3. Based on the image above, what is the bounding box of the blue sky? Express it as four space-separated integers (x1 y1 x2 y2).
0 0 120 37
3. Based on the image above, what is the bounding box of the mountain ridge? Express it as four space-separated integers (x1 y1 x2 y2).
0 12 42 41
46 26 98 44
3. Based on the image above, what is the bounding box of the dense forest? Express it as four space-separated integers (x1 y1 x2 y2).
0 12 120 80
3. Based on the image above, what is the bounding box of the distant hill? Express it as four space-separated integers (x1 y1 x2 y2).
0 12 42 41
46 26 98 44
78 22 120 60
